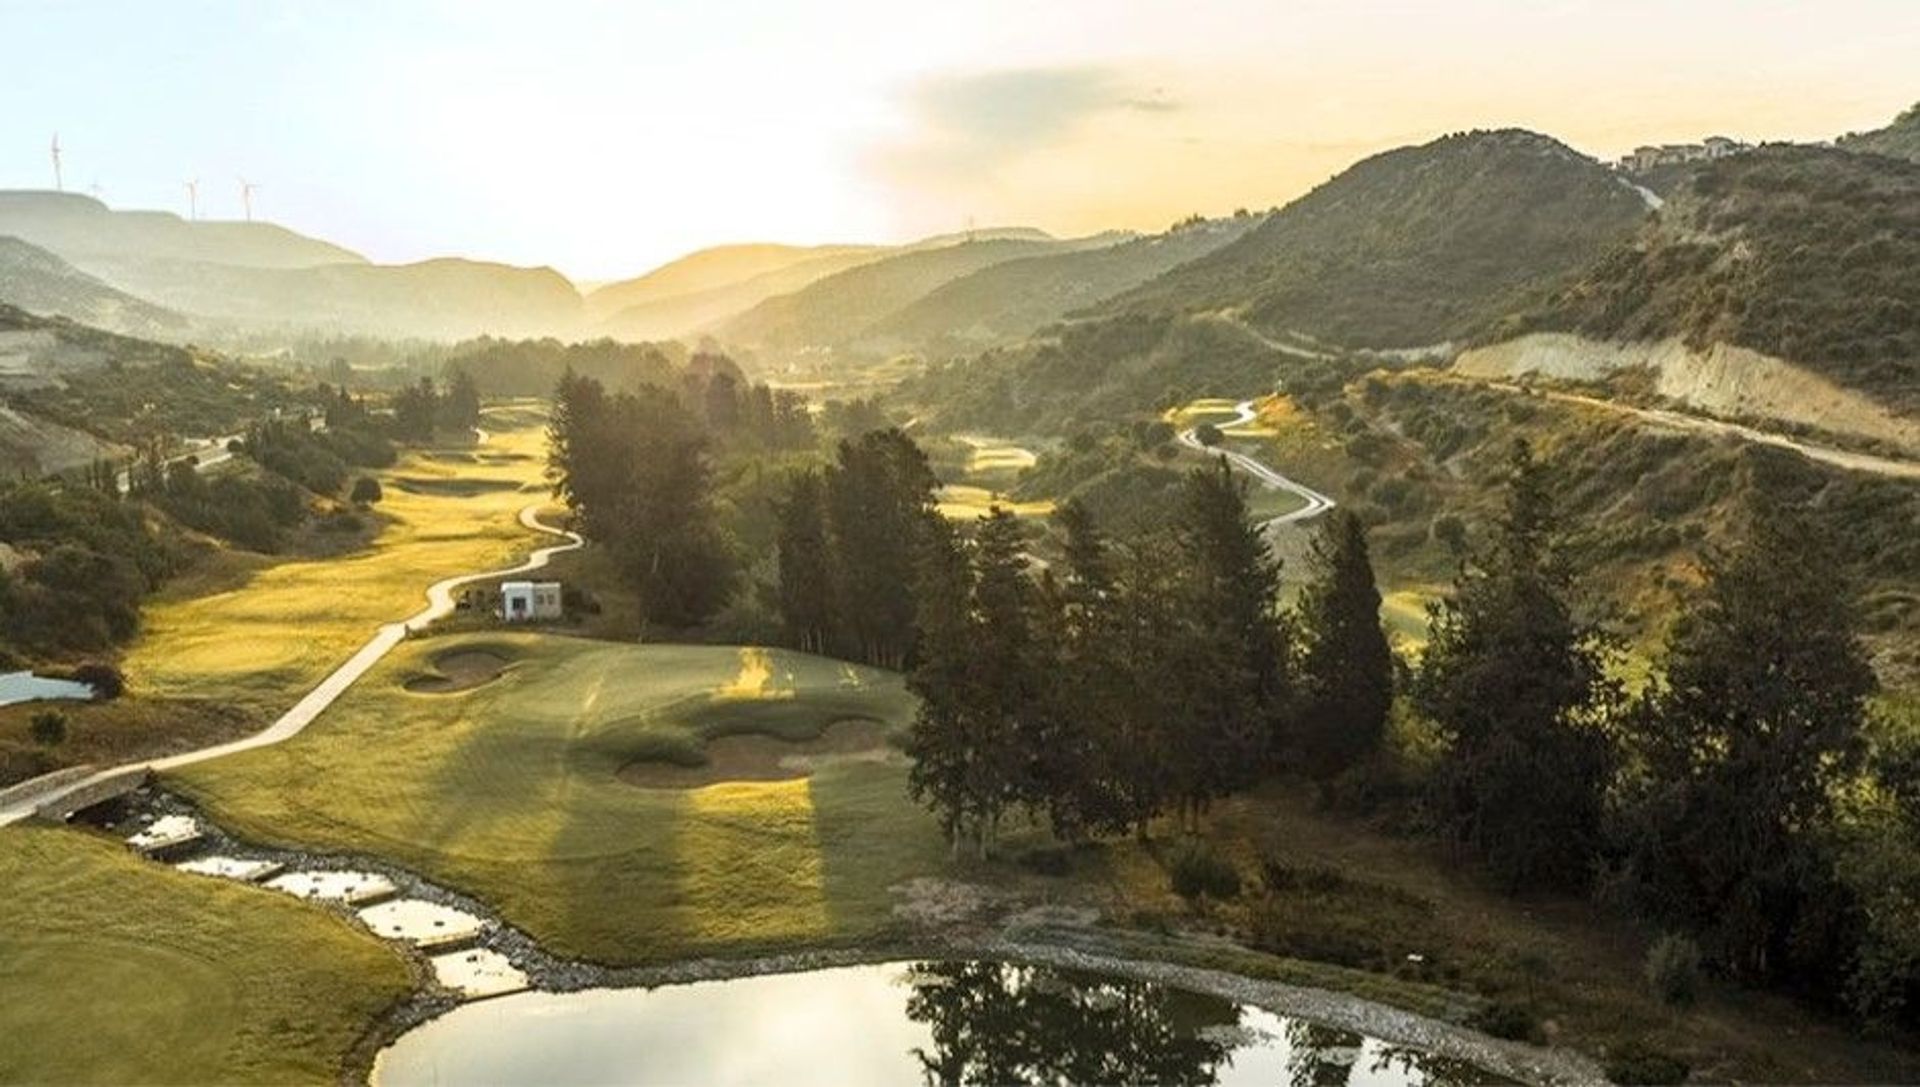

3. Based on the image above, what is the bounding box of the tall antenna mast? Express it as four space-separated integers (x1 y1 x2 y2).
50 134 63 192
183 178 200 220
238 177 259 221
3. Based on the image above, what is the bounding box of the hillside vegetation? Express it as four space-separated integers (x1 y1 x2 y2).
1839 101 1920 163
867 216 1256 358
1106 130 1651 348
718 234 1117 360
1504 146 1920 412
0 236 185 337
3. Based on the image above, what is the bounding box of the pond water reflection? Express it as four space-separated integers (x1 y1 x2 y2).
375 960 1503 1086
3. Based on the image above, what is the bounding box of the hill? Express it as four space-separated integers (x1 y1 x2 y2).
1838 101 1920 163
864 216 1258 359
0 236 185 337
716 233 1119 360
0 191 364 271
1105 129 1652 349
1492 145 1920 417
585 243 880 322
596 247 889 342
108 256 586 341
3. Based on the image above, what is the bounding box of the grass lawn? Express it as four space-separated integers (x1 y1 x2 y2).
936 483 1056 522
122 414 552 718
171 634 951 964
0 826 411 1085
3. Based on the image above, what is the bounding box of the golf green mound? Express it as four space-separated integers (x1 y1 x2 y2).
170 636 948 963
389 476 524 497
618 718 895 788
404 647 515 694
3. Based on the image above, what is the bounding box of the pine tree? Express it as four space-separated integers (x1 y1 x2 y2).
1164 457 1289 825
1624 505 1876 983
906 516 981 854
1037 501 1130 839
823 429 938 668
968 507 1043 851
1292 509 1394 787
774 470 834 654
1415 440 1616 891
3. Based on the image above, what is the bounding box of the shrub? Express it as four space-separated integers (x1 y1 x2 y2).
1605 1041 1691 1085
1168 843 1241 901
28 710 67 747
1193 422 1224 448
1466 999 1541 1043
350 476 384 505
69 662 124 700
1645 933 1703 1007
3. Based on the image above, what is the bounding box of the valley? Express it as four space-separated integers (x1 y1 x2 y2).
0 59 1915 1087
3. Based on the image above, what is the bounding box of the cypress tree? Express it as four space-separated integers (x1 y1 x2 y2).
1624 505 1876 984
906 516 982 854
1292 509 1394 788
774 470 834 654
1415 440 1616 891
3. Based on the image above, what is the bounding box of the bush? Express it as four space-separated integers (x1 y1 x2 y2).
1193 422 1224 448
1168 843 1241 901
350 476 384 505
28 711 67 747
1645 933 1703 1007
1605 1041 1691 1085
1466 999 1541 1043
69 662 124 700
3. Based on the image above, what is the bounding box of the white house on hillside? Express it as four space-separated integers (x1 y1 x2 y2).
501 581 562 622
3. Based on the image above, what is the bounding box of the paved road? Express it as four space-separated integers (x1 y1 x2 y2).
0 502 581 826
1488 383 1920 482
112 432 246 493
1177 399 1337 531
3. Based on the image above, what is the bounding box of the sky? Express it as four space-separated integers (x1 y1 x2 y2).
1 0 1914 281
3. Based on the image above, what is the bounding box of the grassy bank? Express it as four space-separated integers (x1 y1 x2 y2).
0 826 411 1085
173 634 951 963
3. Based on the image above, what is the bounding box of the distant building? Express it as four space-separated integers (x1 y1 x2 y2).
1620 137 1753 174
500 581 562 622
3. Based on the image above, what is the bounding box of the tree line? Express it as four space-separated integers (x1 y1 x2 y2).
545 355 816 629
777 430 1911 1027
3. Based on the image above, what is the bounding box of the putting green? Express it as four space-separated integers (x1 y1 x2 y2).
936 483 1056 522
171 635 949 964
124 415 553 715
0 826 410 1085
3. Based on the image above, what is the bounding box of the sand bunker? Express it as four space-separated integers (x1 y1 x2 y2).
389 477 523 497
618 719 896 789
405 650 510 694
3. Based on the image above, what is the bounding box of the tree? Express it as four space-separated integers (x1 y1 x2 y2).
906 516 980 853
29 710 66 747
1164 457 1289 824
393 376 439 441
350 476 383 506
1414 440 1616 891
1193 422 1224 447
1622 506 1876 986
774 470 834 654
968 507 1044 849
823 430 938 668
440 369 481 432
1034 500 1131 839
1292 509 1393 786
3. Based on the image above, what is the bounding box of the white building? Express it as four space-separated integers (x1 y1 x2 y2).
500 581 562 622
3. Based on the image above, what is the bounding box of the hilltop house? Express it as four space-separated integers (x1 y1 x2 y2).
500 581 562 622
1620 136 1752 174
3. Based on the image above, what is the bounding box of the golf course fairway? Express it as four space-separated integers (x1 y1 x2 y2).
171 635 950 963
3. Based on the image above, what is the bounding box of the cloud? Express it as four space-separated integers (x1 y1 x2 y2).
880 66 1180 178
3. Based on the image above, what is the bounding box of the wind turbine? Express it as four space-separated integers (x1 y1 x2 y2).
50 134 63 192
237 177 260 221
183 178 200 221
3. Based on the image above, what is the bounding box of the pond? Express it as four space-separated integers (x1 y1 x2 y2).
375 961 1502 1086
0 670 95 708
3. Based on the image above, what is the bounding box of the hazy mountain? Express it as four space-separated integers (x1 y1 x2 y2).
1496 145 1920 414
0 236 185 336
866 216 1259 358
585 243 881 322
1838 101 1920 164
716 232 1122 359
115 256 585 341
0 191 365 271
593 227 1068 343
596 247 891 342
1105 129 1652 349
